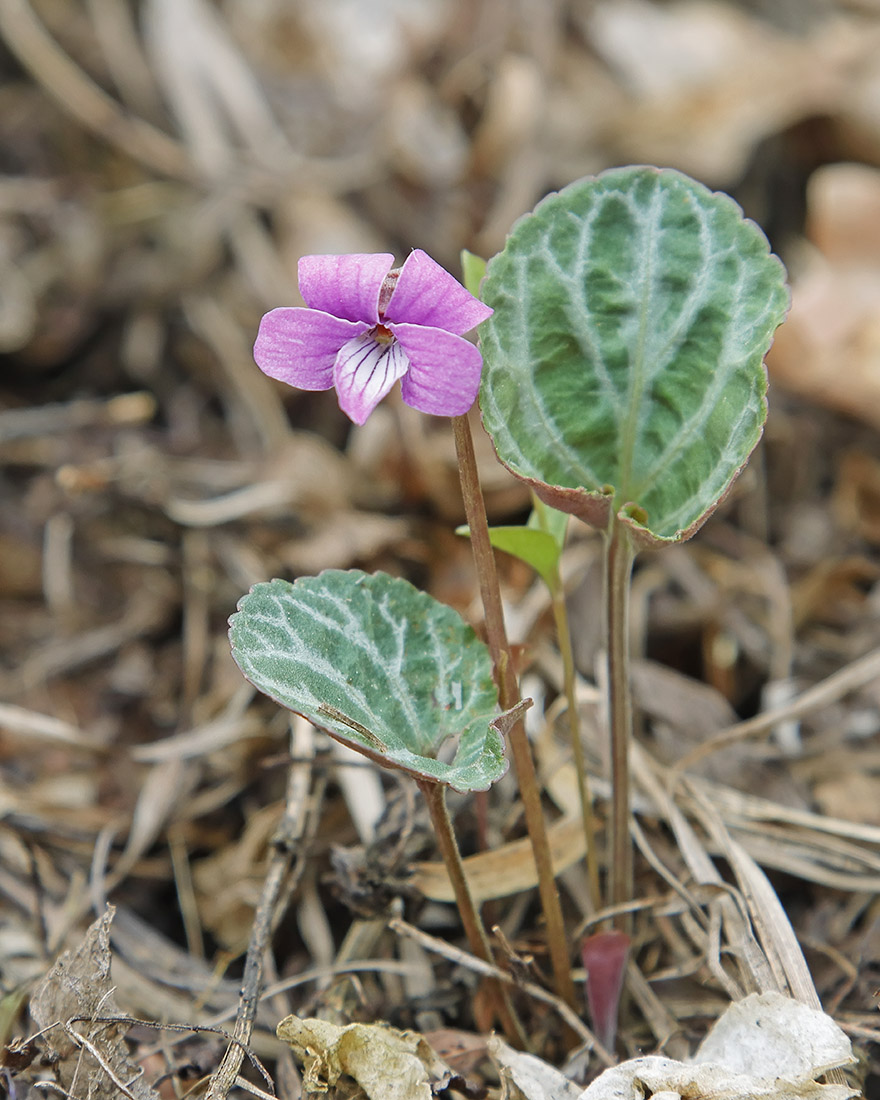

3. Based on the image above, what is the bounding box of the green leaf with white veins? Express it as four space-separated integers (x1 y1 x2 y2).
479 166 789 548
229 570 517 792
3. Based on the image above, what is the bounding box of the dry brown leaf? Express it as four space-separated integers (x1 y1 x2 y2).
769 259 880 427
115 757 197 880
276 1014 455 1100
410 814 585 904
423 1028 488 1077
164 433 352 527
193 800 281 948
580 993 855 1100
143 0 290 177
490 1036 581 1100
29 907 159 1100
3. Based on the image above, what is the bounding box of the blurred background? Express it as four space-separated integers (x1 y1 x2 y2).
5 0 880 1094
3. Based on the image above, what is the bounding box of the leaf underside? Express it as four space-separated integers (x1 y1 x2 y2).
479 166 789 546
229 570 508 792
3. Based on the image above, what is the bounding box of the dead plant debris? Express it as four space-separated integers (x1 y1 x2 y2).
3 2 880 1098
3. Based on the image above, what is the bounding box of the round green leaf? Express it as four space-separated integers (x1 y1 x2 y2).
479 166 789 547
229 570 512 792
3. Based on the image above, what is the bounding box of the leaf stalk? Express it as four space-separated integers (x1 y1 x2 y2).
550 581 601 914
416 778 527 1047
605 515 635 927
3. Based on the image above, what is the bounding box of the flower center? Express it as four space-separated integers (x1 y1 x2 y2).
334 330 410 425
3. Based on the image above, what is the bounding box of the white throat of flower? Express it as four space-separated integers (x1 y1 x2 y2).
334 325 409 422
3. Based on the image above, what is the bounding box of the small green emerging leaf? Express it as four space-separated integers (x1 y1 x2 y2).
460 249 488 299
529 495 569 548
229 570 512 792
479 166 789 547
458 496 568 592
481 524 561 592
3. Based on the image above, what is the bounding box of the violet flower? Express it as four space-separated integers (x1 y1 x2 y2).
253 250 493 425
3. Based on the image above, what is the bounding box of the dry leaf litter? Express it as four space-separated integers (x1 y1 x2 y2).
3 1 880 1098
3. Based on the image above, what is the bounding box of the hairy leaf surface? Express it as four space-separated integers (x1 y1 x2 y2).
230 570 510 791
479 167 789 546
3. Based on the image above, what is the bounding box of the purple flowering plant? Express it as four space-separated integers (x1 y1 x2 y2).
253 249 493 425
230 166 789 1047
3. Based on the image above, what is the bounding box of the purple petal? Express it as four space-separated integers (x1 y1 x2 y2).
393 323 483 417
298 254 393 324
254 307 362 390
334 332 410 425
383 250 493 335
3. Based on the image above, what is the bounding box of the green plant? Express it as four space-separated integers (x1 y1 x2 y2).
479 166 788 919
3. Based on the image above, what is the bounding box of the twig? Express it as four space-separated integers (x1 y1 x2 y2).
234 1077 279 1100
673 644 880 776
204 717 317 1100
61 1021 142 1100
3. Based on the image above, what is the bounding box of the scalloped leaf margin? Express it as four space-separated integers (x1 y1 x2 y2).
229 570 511 792
479 166 789 547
